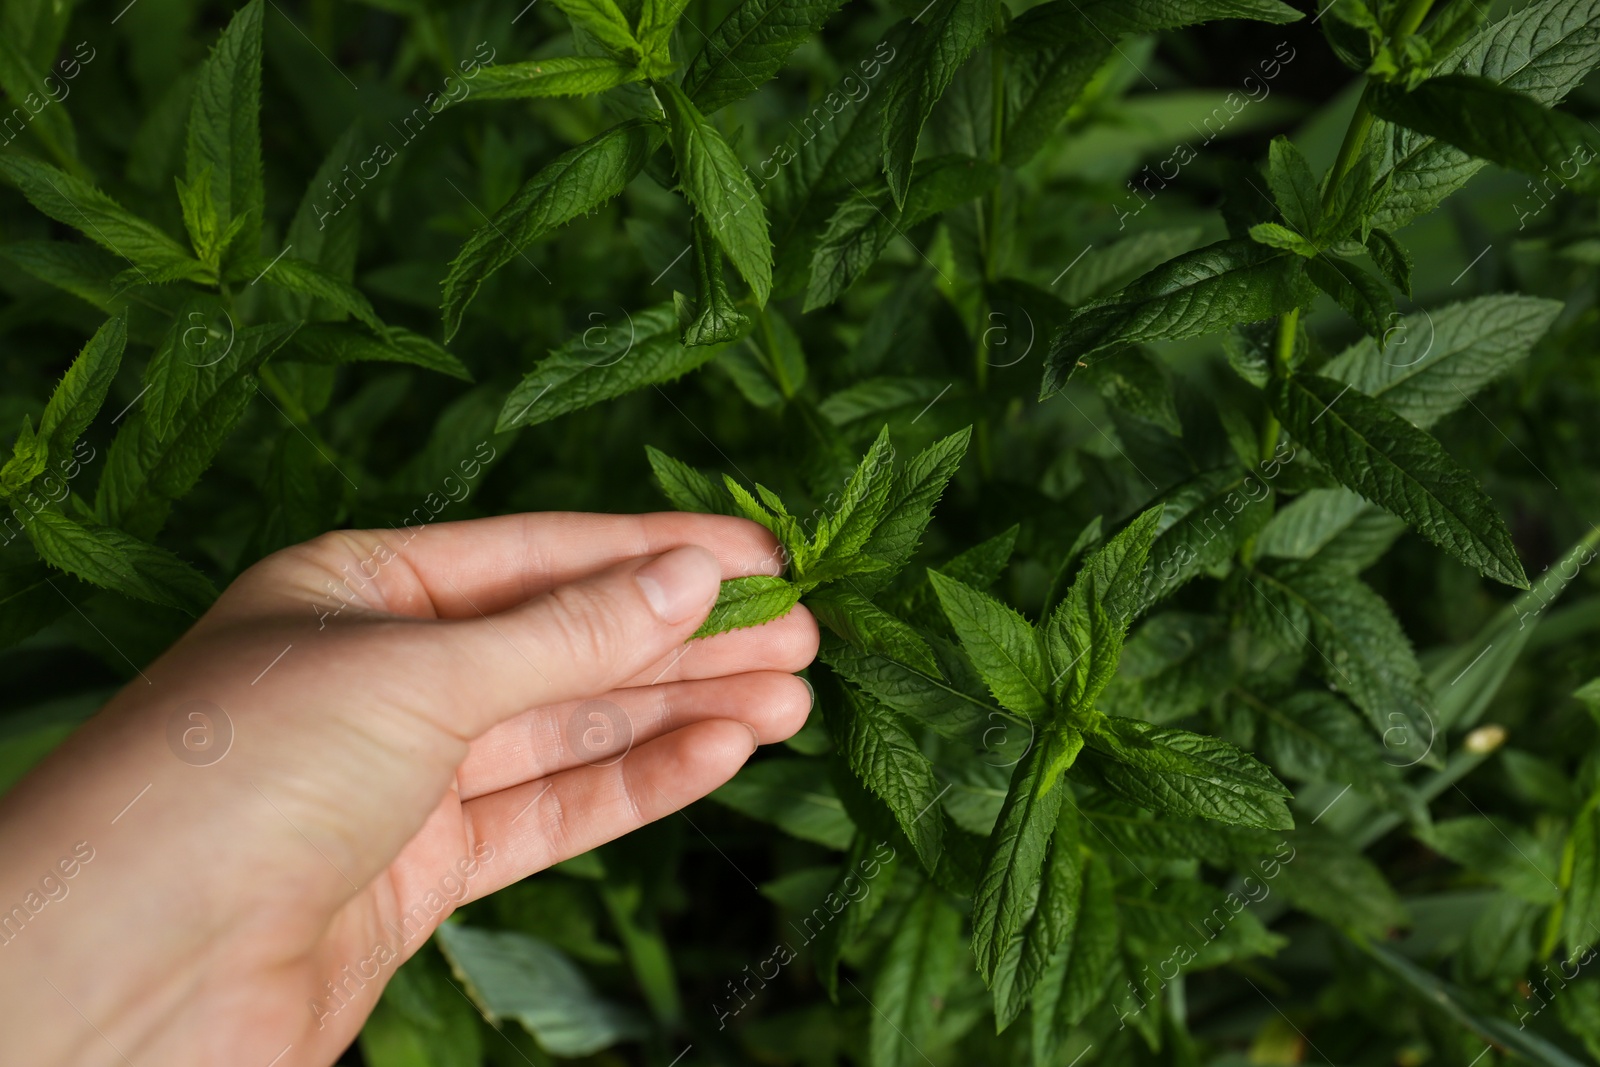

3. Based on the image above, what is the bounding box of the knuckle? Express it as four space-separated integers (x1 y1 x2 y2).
543 581 631 670
539 785 571 858
616 756 648 827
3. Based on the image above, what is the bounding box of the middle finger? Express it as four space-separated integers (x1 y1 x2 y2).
457 670 813 799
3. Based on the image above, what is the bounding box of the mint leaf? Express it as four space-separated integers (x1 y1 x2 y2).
1078 808 1275 863
636 0 692 68
36 312 126 461
138 301 210 441
0 154 206 280
496 303 718 431
1365 228 1413 295
548 0 642 58
1042 239 1315 397
1011 0 1301 44
0 560 61 649
433 924 647 1057
820 636 1003 745
834 684 944 870
721 476 803 559
660 82 773 306
1370 0 1600 231
804 181 900 312
0 240 122 311
1305 256 1396 343
185 0 265 265
1002 0 1300 167
1030 854 1118 1065
1249 221 1320 257
808 589 940 677
0 417 47 495
1265 828 1407 939
1370 76 1600 193
442 121 657 339
644 446 736 515
680 218 750 347
1119 880 1285 965
444 58 642 103
1002 39 1112 168
0 35 77 166
870 885 963 1067
811 833 903 998
683 0 848 114
1098 613 1230 723
280 323 473 383
1044 507 1162 714
694 575 801 637
1266 135 1320 235
929 570 1049 719
1244 561 1434 767
1079 715 1293 830
1322 295 1562 429
1241 688 1413 810
805 156 997 310
1071 504 1164 630
96 323 299 540
1423 816 1562 904
855 426 971 590
282 125 363 312
25 508 215 614
1138 467 1275 612
812 425 896 562
939 524 1019 590
231 254 383 332
818 377 955 427
1081 347 1183 435
993 801 1081 1029
1251 487 1405 571
765 63 892 294
1565 802 1600 955
1268 373 1528 588
970 731 1076 981
880 0 992 208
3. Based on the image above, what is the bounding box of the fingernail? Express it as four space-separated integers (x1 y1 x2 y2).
799 675 816 710
740 722 761 752
635 546 721 625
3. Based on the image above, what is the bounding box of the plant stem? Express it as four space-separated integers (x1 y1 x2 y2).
1539 792 1597 960
1255 307 1298 460
1251 0 1436 468
1320 87 1376 213
1391 0 1438 40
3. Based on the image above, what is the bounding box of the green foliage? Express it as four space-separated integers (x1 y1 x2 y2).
440 122 656 338
660 81 773 305
6 0 1600 1062
1043 240 1315 395
1268 374 1528 587
184 0 265 266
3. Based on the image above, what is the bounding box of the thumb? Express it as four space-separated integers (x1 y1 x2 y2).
415 544 725 736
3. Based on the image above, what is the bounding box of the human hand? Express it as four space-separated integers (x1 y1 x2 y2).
0 512 818 1066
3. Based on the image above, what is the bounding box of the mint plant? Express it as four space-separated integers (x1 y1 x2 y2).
6 0 1600 1061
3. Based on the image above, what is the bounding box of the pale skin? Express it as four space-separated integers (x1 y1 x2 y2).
0 512 819 1066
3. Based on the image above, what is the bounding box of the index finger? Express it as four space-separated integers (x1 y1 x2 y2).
247 511 785 620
